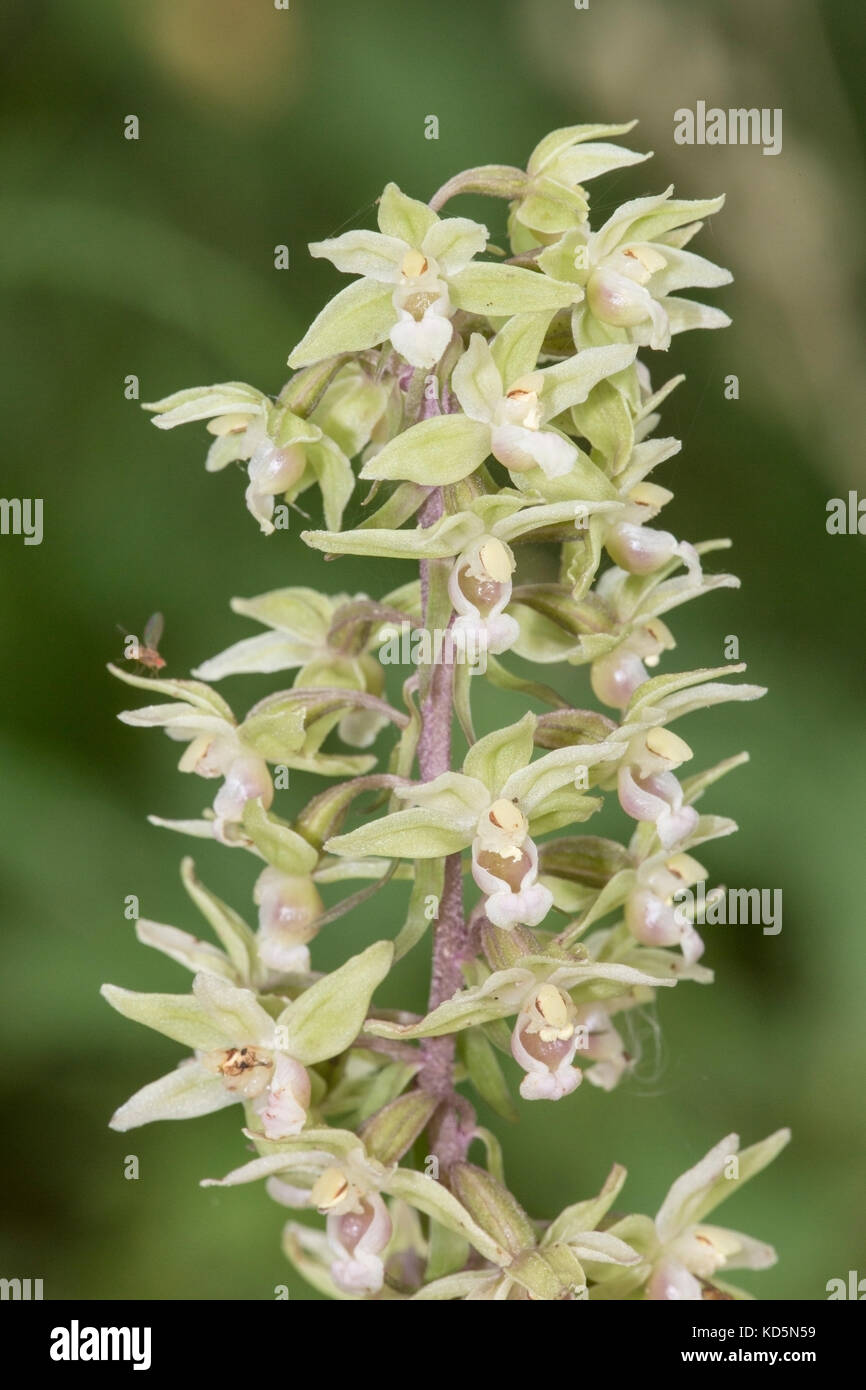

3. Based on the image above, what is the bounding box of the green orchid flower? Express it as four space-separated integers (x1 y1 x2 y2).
591 1129 791 1300
143 381 355 533
288 183 580 372
358 317 636 487
325 711 627 929
537 188 732 353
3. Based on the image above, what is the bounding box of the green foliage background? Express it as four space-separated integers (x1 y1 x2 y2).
1 0 863 1299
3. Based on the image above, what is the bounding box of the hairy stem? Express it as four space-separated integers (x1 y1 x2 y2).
416 479 475 1173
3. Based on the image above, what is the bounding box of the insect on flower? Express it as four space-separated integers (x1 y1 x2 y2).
120 612 166 673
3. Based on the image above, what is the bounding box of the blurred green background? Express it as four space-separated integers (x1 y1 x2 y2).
1 0 864 1300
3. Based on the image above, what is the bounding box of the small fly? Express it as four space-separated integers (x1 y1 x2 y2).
120 612 166 673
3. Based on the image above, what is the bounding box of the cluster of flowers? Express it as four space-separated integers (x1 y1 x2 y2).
104 122 789 1299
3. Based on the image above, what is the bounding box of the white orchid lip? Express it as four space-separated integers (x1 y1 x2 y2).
456 565 506 617
327 1191 393 1294
472 832 553 930
476 846 532 892
587 266 654 328
253 1053 311 1140
248 442 307 495
390 279 453 368
213 754 274 825
605 521 679 574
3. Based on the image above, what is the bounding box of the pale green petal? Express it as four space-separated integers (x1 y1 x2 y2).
306 434 354 531
302 510 484 561
192 972 276 1047
108 664 235 721
451 333 502 422
543 1165 628 1245
359 414 491 485
193 632 311 681
412 1271 496 1300
135 920 235 979
326 807 473 860
449 263 579 315
231 586 334 639
462 712 536 795
422 215 488 276
385 1169 509 1266
181 858 258 982
688 1129 792 1230
288 279 396 368
109 1061 234 1131
101 983 230 1050
527 121 639 176
593 188 676 260
539 343 638 420
625 195 725 247
501 739 623 813
664 296 732 335
490 311 554 387
397 771 490 827
642 245 732 297
277 940 394 1064
377 182 438 245
309 229 407 282
552 142 651 185
243 799 320 876
365 968 533 1039
143 382 265 429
